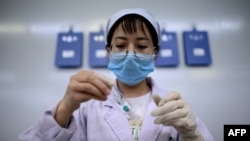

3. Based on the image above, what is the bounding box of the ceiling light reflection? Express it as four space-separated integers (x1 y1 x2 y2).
0 24 27 33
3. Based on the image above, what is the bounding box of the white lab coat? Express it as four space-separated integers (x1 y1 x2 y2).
19 77 215 141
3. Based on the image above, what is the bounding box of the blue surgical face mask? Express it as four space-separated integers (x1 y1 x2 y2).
108 51 154 86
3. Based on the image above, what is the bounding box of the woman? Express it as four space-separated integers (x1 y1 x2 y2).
19 8 215 141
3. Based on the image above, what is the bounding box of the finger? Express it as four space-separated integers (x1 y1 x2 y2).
69 80 107 100
72 91 108 103
94 72 114 88
72 92 107 105
154 107 188 125
151 99 185 116
158 91 181 106
74 71 112 96
162 118 184 127
152 93 161 106
162 116 193 130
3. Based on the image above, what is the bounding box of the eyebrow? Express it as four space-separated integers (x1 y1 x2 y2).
114 36 127 40
114 36 150 41
137 37 149 41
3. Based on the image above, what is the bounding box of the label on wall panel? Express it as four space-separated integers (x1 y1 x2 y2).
155 30 179 67
55 30 83 68
88 30 108 67
183 29 212 66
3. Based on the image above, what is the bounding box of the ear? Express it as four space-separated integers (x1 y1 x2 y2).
106 45 111 57
153 47 159 60
154 46 160 54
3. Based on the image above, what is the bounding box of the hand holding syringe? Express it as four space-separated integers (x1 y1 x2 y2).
55 71 114 127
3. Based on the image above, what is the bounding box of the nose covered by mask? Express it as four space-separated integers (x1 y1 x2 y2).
108 51 154 86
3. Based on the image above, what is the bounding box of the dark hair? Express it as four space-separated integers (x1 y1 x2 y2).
106 14 159 54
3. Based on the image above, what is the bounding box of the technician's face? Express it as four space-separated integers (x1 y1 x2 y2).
110 23 154 55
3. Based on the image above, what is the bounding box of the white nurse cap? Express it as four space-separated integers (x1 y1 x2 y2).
105 8 161 46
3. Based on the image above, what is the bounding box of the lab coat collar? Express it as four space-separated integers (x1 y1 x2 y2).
140 77 163 141
139 98 163 141
102 94 133 140
102 77 163 141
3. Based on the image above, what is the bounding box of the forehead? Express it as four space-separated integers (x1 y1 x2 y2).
112 21 152 39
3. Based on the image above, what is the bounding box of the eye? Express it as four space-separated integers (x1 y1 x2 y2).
114 44 126 49
137 45 148 49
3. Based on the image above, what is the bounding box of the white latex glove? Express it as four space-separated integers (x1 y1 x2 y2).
151 92 203 141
